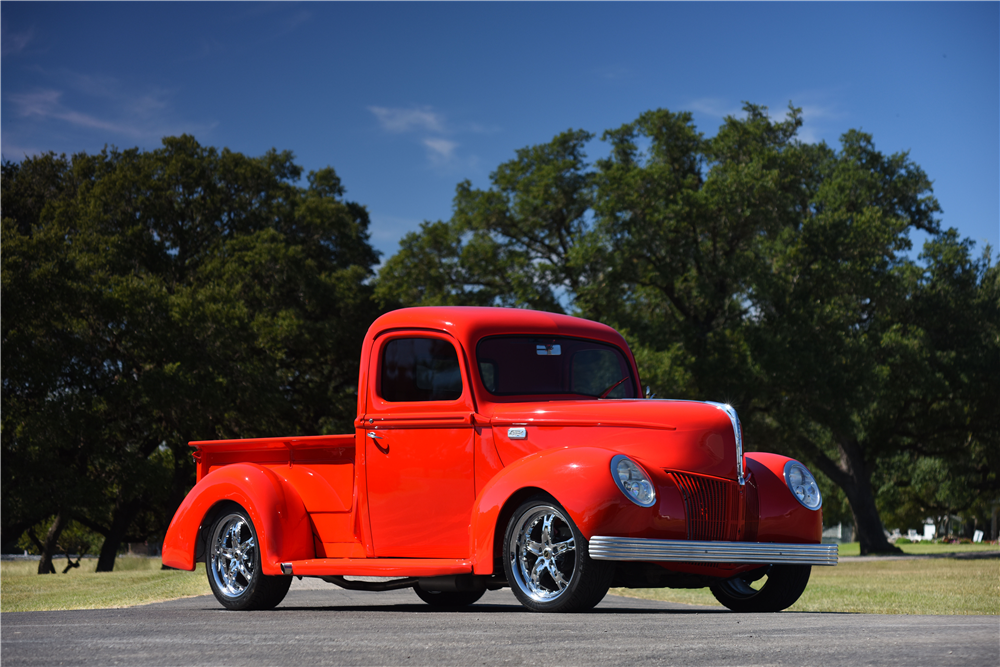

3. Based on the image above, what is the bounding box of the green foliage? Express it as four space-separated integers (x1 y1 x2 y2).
376 104 999 554
1 136 382 568
16 519 103 557
375 129 595 311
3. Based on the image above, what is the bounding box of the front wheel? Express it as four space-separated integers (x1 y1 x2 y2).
206 506 291 610
710 564 811 612
502 496 614 612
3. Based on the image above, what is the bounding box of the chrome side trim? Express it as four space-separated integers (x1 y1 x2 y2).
588 536 838 566
706 402 745 486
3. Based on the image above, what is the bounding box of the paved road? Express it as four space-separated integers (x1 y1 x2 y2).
3 581 997 666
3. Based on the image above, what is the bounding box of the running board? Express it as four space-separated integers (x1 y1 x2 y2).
276 557 473 577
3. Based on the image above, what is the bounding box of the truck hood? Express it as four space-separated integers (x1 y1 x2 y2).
485 399 746 482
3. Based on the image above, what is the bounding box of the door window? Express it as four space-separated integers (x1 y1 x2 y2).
380 337 463 402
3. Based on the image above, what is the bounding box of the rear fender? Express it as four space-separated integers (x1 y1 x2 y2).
469 446 638 575
746 452 823 543
162 463 313 574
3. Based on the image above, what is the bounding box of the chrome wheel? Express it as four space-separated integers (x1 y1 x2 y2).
210 513 257 598
204 505 291 610
509 504 577 602
502 497 614 612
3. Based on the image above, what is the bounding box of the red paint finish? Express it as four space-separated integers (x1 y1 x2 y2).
288 558 472 577
362 331 477 558
163 306 825 583
162 463 313 574
747 452 823 543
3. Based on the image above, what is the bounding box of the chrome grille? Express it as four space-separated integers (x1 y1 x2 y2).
669 472 739 541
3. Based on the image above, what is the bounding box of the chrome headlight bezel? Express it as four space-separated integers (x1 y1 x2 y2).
783 460 822 510
610 455 657 507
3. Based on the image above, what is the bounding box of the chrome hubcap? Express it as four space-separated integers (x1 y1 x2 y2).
509 505 576 602
210 514 256 598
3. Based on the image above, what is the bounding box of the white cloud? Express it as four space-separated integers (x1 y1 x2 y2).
9 89 143 136
369 106 445 133
688 98 745 119
1 21 32 57
6 79 218 145
0 141 43 160
686 95 846 145
368 105 489 168
423 138 458 162
594 65 634 81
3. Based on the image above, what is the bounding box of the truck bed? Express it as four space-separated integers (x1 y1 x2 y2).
192 434 360 554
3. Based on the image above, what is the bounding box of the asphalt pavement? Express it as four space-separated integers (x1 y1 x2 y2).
2 580 997 666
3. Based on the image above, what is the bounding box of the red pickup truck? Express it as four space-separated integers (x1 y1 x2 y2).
163 307 836 613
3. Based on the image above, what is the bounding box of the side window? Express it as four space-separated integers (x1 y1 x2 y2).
380 337 463 402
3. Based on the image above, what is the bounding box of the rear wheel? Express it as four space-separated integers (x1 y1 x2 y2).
710 564 811 612
206 507 291 610
413 588 485 608
502 496 614 612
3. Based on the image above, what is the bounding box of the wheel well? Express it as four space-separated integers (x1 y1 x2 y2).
195 500 244 564
491 487 554 574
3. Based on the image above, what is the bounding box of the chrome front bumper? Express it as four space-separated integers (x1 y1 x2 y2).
588 536 839 566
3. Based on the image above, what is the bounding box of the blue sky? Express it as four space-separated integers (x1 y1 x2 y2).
3 2 997 261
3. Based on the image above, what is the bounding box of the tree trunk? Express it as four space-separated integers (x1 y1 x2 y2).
95 500 141 572
802 436 902 556
36 512 70 575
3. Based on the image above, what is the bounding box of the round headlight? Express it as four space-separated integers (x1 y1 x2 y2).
783 460 822 510
611 455 656 507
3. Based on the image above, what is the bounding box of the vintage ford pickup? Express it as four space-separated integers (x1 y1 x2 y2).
163 306 837 612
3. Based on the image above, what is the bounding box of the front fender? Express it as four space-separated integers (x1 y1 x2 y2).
746 452 823 543
162 463 313 574
469 446 646 575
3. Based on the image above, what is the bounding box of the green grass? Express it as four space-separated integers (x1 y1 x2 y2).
4 545 997 615
0 557 210 612
835 541 999 557
614 557 999 615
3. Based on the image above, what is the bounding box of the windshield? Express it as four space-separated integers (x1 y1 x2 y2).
476 336 636 398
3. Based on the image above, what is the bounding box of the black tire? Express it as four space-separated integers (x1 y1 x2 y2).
413 587 486 608
502 496 614 612
710 564 811 612
205 507 292 610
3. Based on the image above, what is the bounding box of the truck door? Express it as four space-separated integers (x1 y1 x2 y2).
361 331 476 558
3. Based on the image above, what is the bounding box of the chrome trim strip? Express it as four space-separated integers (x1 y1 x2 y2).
588 536 839 566
706 402 745 486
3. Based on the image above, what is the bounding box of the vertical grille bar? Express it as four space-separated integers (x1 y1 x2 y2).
744 474 760 542
669 472 751 542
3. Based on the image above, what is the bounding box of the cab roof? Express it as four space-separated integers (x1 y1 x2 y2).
366 306 630 351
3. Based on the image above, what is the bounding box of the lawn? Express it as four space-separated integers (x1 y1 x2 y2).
614 543 999 615
835 541 999 557
3 543 997 615
1 557 210 612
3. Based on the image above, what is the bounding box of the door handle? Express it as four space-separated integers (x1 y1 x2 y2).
368 431 389 454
